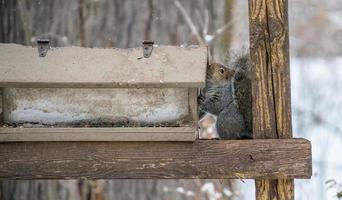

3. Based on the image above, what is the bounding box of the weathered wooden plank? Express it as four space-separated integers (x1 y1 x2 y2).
0 139 311 179
0 89 3 122
188 88 199 126
0 44 207 88
0 127 196 142
250 0 277 137
249 0 300 199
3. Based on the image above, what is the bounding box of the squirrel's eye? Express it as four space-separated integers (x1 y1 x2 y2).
219 68 225 74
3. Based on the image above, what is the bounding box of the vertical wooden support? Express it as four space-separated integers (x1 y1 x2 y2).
189 88 199 123
0 89 3 123
249 0 293 200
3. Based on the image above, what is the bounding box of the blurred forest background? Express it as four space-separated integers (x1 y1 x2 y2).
0 0 342 199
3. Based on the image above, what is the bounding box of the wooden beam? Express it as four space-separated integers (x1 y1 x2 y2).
0 127 196 142
188 88 199 126
249 0 301 199
0 44 207 88
0 89 3 122
0 139 311 179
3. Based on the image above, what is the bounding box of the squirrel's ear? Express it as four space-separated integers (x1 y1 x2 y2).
234 71 243 81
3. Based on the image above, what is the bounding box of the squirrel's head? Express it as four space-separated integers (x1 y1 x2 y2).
206 63 235 85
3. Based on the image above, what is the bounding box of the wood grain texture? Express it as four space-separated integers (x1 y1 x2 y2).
0 139 311 179
188 88 199 127
249 0 302 199
0 127 196 142
0 89 3 123
0 44 207 88
250 0 277 138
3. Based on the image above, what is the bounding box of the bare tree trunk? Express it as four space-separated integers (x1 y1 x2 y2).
78 0 86 47
221 0 235 51
144 0 154 40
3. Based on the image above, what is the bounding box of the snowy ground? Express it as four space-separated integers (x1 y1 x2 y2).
235 57 342 200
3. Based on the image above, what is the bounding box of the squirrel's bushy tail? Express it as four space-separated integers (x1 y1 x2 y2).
232 52 253 134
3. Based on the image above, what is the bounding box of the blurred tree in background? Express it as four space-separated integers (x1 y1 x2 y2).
0 0 234 49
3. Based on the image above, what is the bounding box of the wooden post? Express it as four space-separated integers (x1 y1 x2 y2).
249 0 294 200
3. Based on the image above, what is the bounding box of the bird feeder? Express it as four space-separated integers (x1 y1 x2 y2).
0 42 207 142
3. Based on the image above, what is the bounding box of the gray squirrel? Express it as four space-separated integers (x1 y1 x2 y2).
198 54 252 139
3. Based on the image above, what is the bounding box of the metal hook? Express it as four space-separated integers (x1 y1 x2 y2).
37 39 50 57
142 40 154 58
